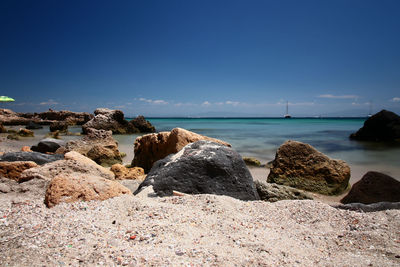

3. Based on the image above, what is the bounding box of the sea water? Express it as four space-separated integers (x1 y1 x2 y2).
116 117 400 181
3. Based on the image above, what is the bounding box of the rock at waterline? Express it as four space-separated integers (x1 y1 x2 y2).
135 140 259 201
31 138 67 153
132 127 231 173
49 121 68 132
340 171 400 204
0 151 63 165
267 140 350 195
350 110 400 141
25 121 43 129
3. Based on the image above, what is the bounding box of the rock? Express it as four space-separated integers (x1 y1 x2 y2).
0 108 31 125
110 164 145 180
118 179 142 193
335 202 400 212
58 128 122 167
340 171 400 204
17 128 34 137
7 134 19 140
0 161 38 182
350 110 400 141
255 180 312 202
243 157 261 167
0 151 64 165
49 121 68 132
37 109 93 125
31 138 67 153
129 116 155 133
25 121 43 129
21 146 32 152
267 140 350 195
20 151 115 182
135 141 259 201
0 122 6 133
0 183 12 193
132 127 231 172
44 174 132 208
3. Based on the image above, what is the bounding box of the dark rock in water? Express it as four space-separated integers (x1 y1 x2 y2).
350 110 400 141
340 171 400 204
267 140 350 195
334 202 400 212
0 152 63 165
25 121 43 129
135 140 259 201
31 138 67 153
129 115 156 133
255 180 312 202
49 121 68 132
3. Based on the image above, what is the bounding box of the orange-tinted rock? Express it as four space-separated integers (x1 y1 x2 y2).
0 161 38 182
17 128 34 137
21 146 32 152
132 128 231 172
110 164 145 180
267 140 350 195
44 174 132 208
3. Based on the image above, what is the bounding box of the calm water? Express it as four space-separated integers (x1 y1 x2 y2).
120 117 400 179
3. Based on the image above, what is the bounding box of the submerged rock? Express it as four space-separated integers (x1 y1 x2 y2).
267 140 350 195
255 180 312 202
0 151 63 165
340 171 400 204
350 110 400 141
135 140 259 201
25 121 43 129
132 127 231 172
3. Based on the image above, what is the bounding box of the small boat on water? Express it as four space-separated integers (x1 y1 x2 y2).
284 101 291 118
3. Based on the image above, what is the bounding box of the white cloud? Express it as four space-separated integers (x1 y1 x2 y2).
40 99 59 105
391 97 400 102
201 101 211 106
138 98 168 105
225 101 240 106
318 94 358 99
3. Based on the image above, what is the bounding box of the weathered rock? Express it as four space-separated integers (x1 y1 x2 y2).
135 141 259 201
0 152 63 165
340 171 400 204
17 128 34 137
267 140 350 195
25 121 43 129
21 146 32 152
132 127 231 172
255 180 312 202
243 157 261 167
36 109 93 125
118 179 142 193
0 122 6 133
0 109 31 125
350 110 400 141
31 138 67 153
0 161 38 182
20 151 115 182
49 121 68 132
129 115 155 133
58 128 122 167
335 202 400 212
110 164 145 180
44 174 132 208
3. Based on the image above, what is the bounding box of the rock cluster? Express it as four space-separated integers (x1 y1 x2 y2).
136 140 259 201
82 108 155 134
350 110 400 141
340 171 400 204
132 127 231 172
267 140 350 195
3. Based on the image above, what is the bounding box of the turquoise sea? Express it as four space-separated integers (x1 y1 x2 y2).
116 117 400 182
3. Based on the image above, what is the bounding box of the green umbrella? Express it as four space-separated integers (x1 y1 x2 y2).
0 96 15 102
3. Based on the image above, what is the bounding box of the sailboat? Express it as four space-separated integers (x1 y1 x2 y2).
367 101 372 117
284 101 291 118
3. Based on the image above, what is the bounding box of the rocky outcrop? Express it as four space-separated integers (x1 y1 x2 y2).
49 121 68 132
0 161 38 182
31 138 67 153
255 180 312 202
350 110 400 141
56 128 122 167
0 152 63 165
267 140 350 195
35 109 93 125
340 171 400 204
0 122 6 133
110 164 145 180
20 151 115 182
132 127 231 172
0 109 31 125
44 174 131 208
135 141 259 201
129 115 156 133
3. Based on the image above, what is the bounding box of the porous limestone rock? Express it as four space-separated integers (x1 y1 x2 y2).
49 121 68 132
132 127 231 172
243 157 261 167
255 180 312 202
0 161 38 182
267 140 350 195
135 141 259 201
340 171 400 204
110 164 145 180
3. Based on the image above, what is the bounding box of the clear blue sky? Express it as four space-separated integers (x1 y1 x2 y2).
1 0 400 117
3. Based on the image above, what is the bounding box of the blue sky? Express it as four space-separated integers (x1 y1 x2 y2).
1 0 400 117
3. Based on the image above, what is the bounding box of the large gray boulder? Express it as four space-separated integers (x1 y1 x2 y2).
135 140 259 201
0 152 63 165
